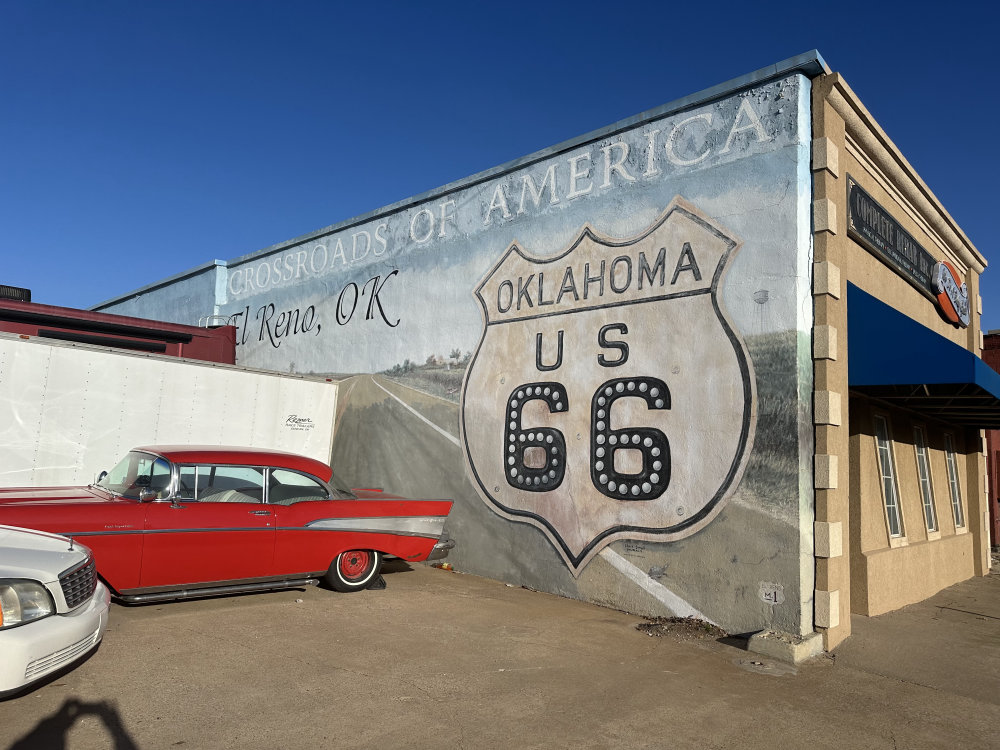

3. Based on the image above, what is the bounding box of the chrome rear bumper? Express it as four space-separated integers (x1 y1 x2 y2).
426 537 455 561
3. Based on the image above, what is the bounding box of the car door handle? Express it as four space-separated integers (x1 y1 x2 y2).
248 510 272 516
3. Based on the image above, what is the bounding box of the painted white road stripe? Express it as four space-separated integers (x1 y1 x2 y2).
599 548 717 625
371 376 460 447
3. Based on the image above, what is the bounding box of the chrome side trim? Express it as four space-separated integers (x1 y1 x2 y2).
117 578 319 603
65 527 272 537
63 516 449 539
303 515 447 539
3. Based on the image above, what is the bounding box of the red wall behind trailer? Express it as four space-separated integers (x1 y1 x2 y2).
983 332 1000 549
0 299 235 364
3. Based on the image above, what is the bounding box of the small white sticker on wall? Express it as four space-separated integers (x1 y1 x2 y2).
759 582 784 605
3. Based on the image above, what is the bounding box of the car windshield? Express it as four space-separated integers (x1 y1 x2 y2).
97 451 172 500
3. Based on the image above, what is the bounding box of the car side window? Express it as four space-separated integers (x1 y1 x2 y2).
268 469 330 505
99 451 173 500
181 464 266 503
177 465 198 500
147 458 172 499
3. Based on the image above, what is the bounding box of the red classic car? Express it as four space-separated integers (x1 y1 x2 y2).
0 446 453 602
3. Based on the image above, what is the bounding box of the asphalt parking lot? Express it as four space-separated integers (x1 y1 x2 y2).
2 561 998 750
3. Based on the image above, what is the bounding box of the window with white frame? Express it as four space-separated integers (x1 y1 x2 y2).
912 426 937 532
944 434 965 528
873 415 904 538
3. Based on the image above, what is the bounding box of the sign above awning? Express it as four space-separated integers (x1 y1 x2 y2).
847 178 970 328
847 283 1000 428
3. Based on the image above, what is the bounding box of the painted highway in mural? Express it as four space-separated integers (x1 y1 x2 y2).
331 374 461 498
329 373 534 585
329 373 740 622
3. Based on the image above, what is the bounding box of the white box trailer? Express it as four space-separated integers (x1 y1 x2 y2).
0 333 338 487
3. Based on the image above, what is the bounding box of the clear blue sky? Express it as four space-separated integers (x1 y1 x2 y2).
3 2 997 327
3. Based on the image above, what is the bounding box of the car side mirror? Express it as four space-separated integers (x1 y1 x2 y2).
139 488 157 503
96 471 108 484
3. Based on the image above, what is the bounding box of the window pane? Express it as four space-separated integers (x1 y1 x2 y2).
149 459 172 499
944 435 965 528
177 465 198 500
885 498 900 537
269 469 329 505
913 428 937 532
194 465 266 503
878 447 893 478
99 452 173 500
874 416 904 538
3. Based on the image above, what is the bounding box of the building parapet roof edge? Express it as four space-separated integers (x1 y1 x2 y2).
91 259 228 311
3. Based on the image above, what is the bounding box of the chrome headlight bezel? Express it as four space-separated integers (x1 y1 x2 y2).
0 579 56 630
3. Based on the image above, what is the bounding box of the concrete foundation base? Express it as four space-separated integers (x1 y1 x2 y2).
747 629 824 663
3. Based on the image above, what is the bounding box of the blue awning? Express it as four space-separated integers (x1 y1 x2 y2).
848 283 1000 427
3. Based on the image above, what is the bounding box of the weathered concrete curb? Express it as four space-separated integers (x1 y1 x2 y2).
747 629 824 663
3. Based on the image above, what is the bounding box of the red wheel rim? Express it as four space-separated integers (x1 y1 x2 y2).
339 550 372 581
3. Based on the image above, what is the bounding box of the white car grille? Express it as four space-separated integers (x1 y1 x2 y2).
24 626 101 680
59 556 98 609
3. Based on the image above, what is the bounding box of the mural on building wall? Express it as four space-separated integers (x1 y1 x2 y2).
98 73 814 635
462 199 756 571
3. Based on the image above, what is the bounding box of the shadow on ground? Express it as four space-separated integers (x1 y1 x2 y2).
6 698 138 750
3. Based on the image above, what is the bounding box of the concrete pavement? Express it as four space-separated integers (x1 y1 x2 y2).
1 560 997 749
833 556 1000 704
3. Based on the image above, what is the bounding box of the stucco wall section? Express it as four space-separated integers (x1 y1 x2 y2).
813 73 988 637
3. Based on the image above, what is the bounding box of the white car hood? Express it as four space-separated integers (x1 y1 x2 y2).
0 525 90 584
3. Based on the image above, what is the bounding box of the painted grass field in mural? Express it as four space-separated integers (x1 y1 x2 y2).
383 354 470 402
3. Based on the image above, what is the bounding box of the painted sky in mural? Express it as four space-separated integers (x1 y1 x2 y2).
220 76 807 376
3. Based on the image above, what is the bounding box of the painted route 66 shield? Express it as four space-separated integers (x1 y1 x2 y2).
460 197 756 573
